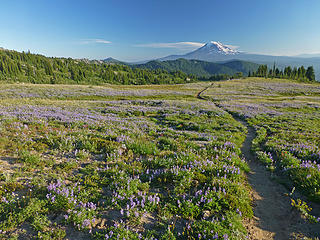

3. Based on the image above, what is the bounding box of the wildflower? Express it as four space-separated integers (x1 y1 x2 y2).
82 219 91 227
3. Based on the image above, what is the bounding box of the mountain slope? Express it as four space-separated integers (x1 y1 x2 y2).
159 41 320 80
102 57 126 65
160 41 239 62
135 58 259 77
220 60 259 74
0 48 197 85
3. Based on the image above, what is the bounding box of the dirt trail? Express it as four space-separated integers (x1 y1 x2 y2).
197 86 320 240
239 119 320 240
196 83 213 99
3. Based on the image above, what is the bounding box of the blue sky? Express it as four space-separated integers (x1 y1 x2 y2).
1 0 320 61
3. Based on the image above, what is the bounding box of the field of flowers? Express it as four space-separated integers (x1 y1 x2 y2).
0 83 253 239
205 78 320 206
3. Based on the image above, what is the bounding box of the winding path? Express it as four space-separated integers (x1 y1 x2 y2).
197 84 320 240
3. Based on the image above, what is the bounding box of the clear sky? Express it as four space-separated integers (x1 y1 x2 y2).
1 0 320 61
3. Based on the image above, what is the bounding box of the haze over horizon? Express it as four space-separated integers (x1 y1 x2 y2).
1 0 320 61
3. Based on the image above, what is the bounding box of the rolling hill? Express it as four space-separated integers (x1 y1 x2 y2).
0 48 197 85
135 58 259 77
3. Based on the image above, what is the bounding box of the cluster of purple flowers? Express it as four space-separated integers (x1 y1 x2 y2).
0 85 189 100
46 180 97 230
1 197 9 204
142 152 241 186
0 104 154 138
283 143 320 164
300 160 320 172
47 180 96 208
219 102 283 118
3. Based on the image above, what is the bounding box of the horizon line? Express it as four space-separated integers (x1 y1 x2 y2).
1 45 320 62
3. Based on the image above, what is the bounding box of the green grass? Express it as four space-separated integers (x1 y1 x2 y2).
205 77 320 203
0 78 319 239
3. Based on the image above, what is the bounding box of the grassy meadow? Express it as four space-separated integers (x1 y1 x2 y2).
0 78 319 239
205 78 320 203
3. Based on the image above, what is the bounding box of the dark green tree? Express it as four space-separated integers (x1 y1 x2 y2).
306 66 315 82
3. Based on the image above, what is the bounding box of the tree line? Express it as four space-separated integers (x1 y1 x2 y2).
200 72 245 81
0 48 317 85
249 64 316 82
0 49 197 85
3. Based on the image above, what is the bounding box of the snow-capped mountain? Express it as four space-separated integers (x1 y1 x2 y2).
196 41 239 55
160 41 240 61
158 41 320 79
100 41 320 80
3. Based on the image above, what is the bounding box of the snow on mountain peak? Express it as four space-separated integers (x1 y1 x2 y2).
201 41 238 55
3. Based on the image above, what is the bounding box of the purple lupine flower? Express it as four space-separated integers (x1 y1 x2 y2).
82 219 90 227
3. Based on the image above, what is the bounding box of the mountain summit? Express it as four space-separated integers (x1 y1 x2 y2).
158 41 320 80
160 41 240 61
197 41 239 55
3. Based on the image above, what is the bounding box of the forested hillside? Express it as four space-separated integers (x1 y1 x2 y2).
1 48 316 85
135 58 259 77
0 49 197 85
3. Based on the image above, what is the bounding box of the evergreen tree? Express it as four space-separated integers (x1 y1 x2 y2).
44 60 54 76
284 66 292 78
306 66 315 82
272 62 276 78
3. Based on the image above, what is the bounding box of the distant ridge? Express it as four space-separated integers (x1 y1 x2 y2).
102 57 126 64
135 58 259 77
158 41 320 80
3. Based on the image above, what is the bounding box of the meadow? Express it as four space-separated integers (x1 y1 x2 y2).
0 78 319 239
205 78 320 203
